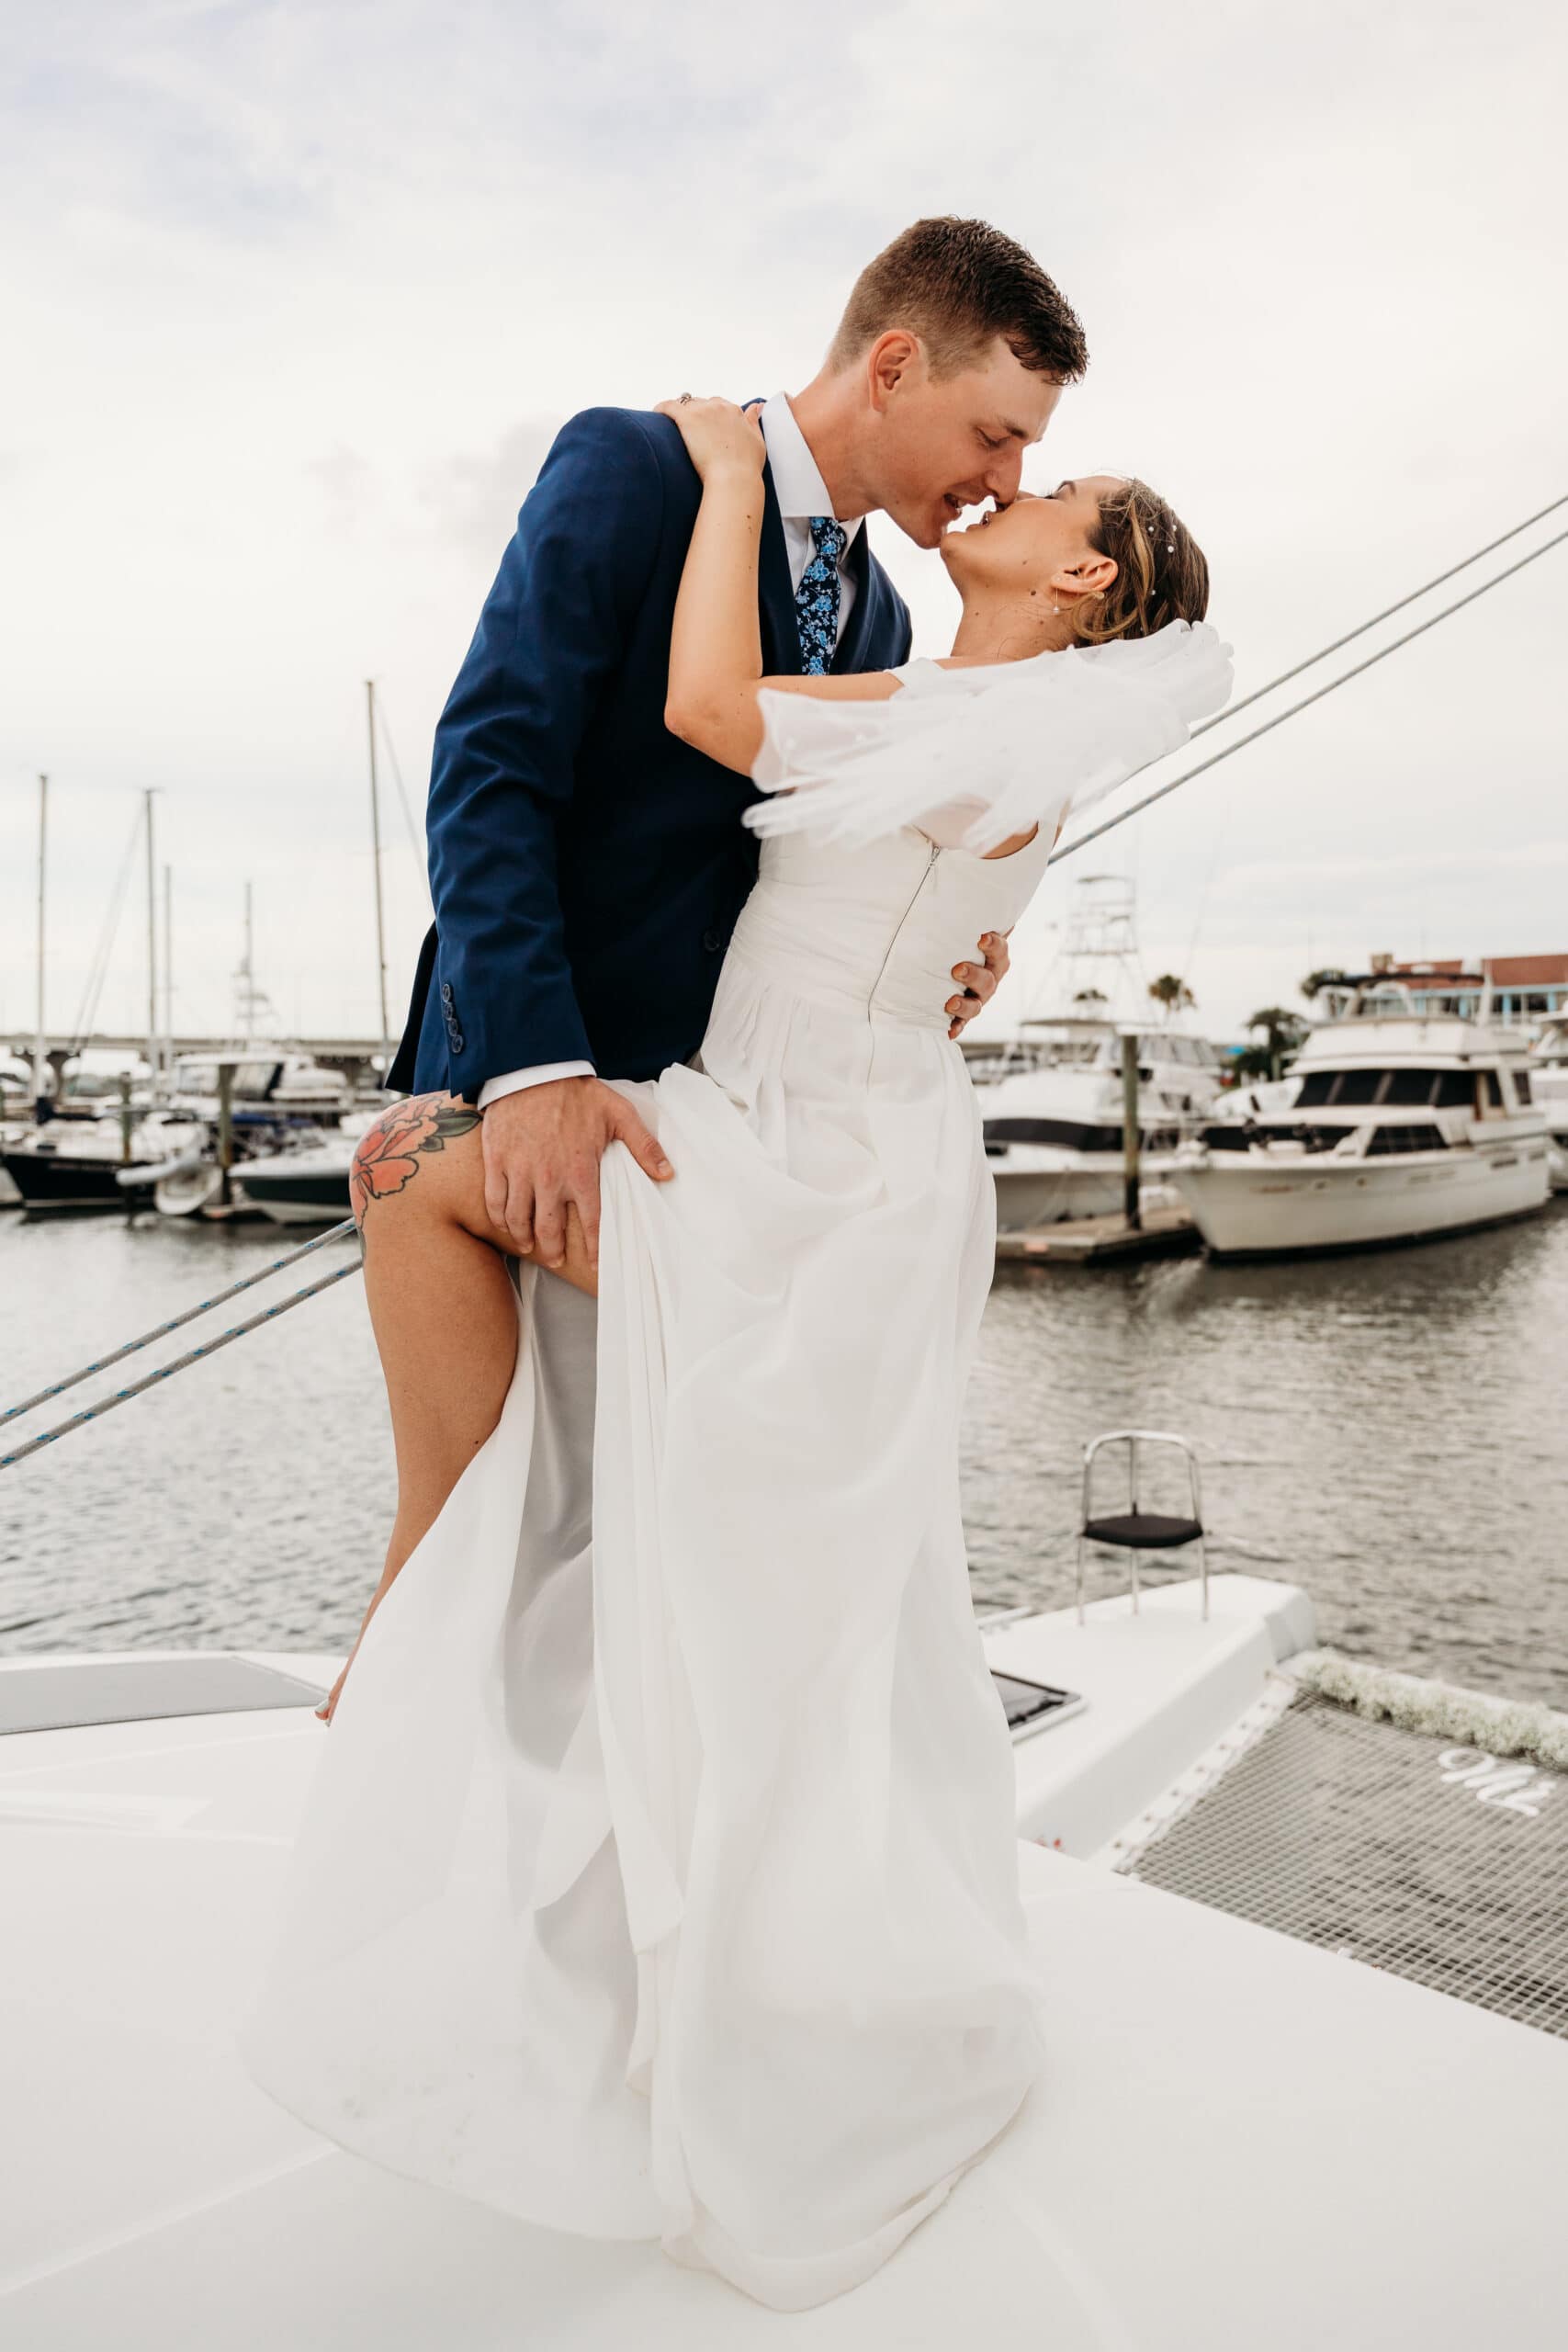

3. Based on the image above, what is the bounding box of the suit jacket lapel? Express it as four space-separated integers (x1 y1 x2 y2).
757 461 802 675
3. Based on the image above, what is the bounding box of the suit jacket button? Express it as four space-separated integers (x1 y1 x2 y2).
451 1033 465 1053
440 981 455 1004
702 926 724 953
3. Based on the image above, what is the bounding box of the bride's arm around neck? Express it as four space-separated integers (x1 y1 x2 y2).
656 399 902 780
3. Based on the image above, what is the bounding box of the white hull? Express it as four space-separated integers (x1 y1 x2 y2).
231 1149 354 1227
992 1151 1186 1228
1176 1137 1550 1256
242 1192 345 1226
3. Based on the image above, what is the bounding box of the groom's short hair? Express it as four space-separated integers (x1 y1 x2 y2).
829 217 1088 384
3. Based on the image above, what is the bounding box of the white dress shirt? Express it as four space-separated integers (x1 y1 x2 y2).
477 392 859 1111
757 390 863 632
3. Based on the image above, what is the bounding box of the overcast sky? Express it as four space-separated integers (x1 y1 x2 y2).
3 0 1564 1055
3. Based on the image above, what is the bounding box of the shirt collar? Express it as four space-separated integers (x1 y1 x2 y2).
760 392 864 549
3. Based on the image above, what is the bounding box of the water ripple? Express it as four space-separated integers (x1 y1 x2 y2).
4 1203 1567 1710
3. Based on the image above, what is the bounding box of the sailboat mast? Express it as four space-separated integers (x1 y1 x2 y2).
33 774 47 1103
366 680 390 1058
243 881 254 1041
143 788 159 1091
163 863 174 1071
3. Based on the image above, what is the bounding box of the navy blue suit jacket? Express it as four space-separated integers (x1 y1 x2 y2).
385 406 914 1098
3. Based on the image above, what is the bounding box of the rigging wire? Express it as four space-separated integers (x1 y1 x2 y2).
1051 524 1568 865
373 689 429 876
1184 490 1568 744
68 804 143 1053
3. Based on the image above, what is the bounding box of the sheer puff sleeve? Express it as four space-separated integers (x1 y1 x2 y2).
747 620 1234 856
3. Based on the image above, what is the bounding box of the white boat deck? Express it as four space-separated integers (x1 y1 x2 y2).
4 1591 1565 2346
984 1572 1314 1856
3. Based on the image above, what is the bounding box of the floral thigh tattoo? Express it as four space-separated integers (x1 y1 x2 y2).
350 1095 481 1226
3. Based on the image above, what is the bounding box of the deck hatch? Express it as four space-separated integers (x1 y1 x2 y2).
0 1655 329 1735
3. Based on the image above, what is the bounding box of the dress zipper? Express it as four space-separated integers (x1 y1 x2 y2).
866 839 942 1015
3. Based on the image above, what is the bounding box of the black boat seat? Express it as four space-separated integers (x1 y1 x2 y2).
1082 1511 1202 1550
1078 1430 1210 1623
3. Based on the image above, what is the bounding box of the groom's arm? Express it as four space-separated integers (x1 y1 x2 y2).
425 406 673 1265
425 405 663 1091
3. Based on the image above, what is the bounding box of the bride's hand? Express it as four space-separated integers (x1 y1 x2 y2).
655 395 765 483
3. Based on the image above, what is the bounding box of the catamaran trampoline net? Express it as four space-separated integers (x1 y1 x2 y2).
1122 1689 1568 2041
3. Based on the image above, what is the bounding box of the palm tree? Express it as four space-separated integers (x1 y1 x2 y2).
1148 973 1196 1018
1300 967 1353 1002
1233 1005 1311 1083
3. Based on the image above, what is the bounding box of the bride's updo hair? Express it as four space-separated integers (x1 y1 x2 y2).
1073 480 1210 644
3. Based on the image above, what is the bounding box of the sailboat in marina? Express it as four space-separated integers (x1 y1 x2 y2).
6 684 404 1219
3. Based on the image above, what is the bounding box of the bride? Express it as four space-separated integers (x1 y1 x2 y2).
236 397 1230 2312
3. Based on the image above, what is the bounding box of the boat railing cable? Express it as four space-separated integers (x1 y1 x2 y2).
1051 522 1568 864
1182 491 1568 745
0 1220 361 1472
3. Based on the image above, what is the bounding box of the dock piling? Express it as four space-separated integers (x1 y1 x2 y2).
1121 1030 1143 1230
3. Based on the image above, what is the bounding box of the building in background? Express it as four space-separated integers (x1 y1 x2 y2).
1365 952 1568 1029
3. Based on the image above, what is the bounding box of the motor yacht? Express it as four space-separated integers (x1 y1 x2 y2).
165 1047 350 1125
1173 975 1551 1257
1526 1014 1568 1192
968 876 1228 1228
979 1020 1225 1227
141 1052 359 1218
0 1108 210 1215
230 1114 377 1226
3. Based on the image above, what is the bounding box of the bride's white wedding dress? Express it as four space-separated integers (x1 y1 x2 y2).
236 628 1232 2312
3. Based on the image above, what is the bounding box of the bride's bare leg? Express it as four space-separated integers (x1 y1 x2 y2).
317 1092 597 1723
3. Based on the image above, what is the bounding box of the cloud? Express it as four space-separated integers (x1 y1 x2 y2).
2 0 1565 1041
419 416 563 563
304 444 378 538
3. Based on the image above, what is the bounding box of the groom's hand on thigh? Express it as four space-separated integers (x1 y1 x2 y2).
480 1077 672 1272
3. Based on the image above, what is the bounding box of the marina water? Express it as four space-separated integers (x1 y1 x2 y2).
4 1204 1566 1712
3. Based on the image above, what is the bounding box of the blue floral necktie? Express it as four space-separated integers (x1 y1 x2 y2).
794 515 849 674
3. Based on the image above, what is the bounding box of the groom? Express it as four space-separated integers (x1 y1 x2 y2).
386 215 1088 1269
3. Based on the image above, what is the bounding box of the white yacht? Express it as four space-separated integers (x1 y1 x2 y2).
1527 1014 1568 1192
1 1050 355 1218
166 1046 350 1121
130 1051 359 1217
979 1021 1226 1227
1173 975 1551 1257
5 1558 1565 2346
0 1106 210 1215
969 876 1228 1228
0 1064 30 1206
231 1114 378 1226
